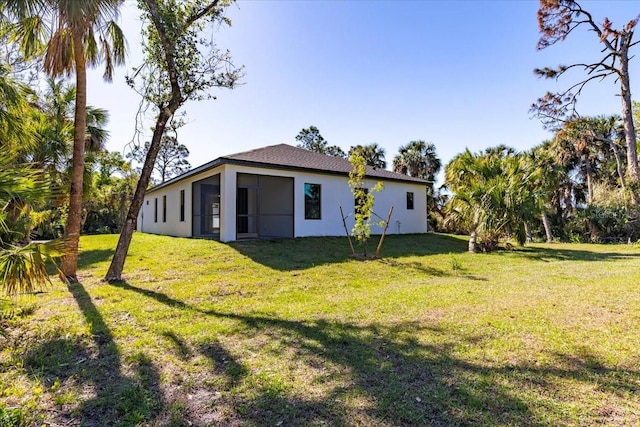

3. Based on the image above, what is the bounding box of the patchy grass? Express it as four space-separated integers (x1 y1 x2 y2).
1 232 640 426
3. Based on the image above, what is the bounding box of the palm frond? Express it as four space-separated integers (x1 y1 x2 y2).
0 239 64 295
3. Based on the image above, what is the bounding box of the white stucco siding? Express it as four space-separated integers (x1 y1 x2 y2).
138 163 427 241
138 165 225 237
221 166 427 238
294 172 353 238
138 185 192 237
370 180 427 235
295 173 427 237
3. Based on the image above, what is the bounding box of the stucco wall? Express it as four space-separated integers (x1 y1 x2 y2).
138 166 225 237
291 170 427 237
139 163 427 241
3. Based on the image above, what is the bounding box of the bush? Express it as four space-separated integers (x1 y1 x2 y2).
566 205 640 243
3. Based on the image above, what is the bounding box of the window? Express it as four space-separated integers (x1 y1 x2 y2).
406 192 414 210
162 195 167 222
304 183 321 219
154 198 158 222
179 190 185 222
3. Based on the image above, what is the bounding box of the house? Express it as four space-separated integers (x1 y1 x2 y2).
137 144 428 242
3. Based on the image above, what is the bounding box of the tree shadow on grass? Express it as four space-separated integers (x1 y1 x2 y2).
228 234 469 272
22 281 164 426
377 258 488 281
515 245 640 263
107 281 640 426
77 249 115 270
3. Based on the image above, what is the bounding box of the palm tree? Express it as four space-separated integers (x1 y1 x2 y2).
0 62 32 155
393 140 441 182
1 0 126 281
445 148 538 252
0 62 64 294
349 143 386 169
526 142 566 243
393 140 441 197
393 140 442 229
0 151 64 295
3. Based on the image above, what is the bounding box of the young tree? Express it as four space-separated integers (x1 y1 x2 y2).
349 143 386 169
295 125 346 158
348 151 383 257
532 0 639 194
105 0 242 282
1 0 127 282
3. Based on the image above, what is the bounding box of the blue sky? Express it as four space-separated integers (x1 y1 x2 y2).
86 0 640 182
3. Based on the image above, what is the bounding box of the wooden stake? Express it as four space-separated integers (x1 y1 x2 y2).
375 206 394 258
340 206 355 256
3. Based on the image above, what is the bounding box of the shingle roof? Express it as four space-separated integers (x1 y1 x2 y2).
224 144 425 182
147 143 426 193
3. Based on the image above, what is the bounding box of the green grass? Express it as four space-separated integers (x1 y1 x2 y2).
1 232 640 426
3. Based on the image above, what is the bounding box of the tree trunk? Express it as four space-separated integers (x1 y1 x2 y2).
541 211 553 243
118 191 127 232
585 159 593 204
468 228 478 253
60 33 87 282
468 211 479 253
524 222 532 244
105 110 172 282
610 140 626 190
619 43 639 203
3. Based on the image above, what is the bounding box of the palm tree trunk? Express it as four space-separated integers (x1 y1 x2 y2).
469 228 478 253
586 168 593 204
60 33 87 282
610 140 626 190
584 154 594 204
468 211 480 253
541 211 553 243
524 222 532 244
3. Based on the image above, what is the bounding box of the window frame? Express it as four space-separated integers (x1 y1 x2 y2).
162 195 167 222
406 192 414 210
154 198 158 222
304 183 321 220
179 190 185 222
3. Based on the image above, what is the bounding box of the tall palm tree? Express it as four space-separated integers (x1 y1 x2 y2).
349 143 386 169
1 0 126 281
393 140 441 182
526 142 567 243
393 140 442 229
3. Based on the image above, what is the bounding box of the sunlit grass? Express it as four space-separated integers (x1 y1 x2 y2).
1 232 639 426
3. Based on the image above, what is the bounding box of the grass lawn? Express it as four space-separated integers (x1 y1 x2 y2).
1 232 640 426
